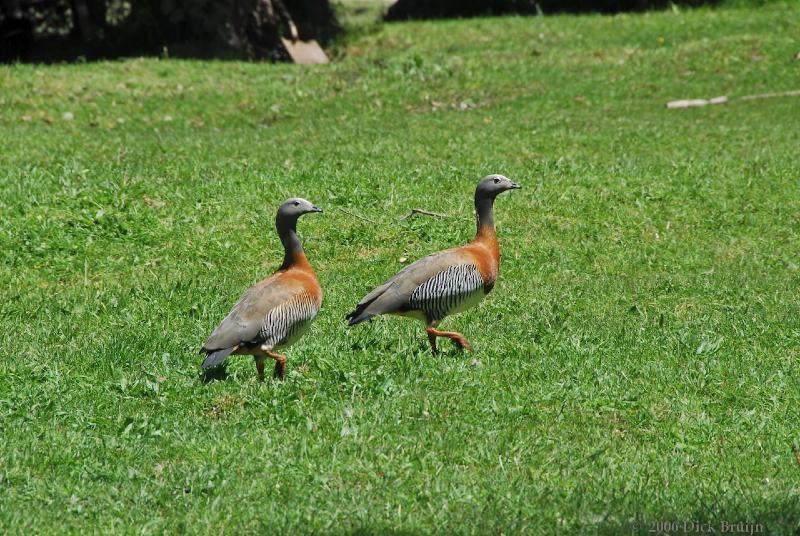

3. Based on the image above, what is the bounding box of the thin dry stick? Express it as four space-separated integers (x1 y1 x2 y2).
338 207 380 225
738 90 800 101
666 89 800 109
398 208 449 221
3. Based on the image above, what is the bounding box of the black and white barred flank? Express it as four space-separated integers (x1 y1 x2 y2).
258 293 319 349
410 263 485 322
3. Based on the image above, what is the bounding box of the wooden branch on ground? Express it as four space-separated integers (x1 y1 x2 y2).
340 207 453 225
398 208 449 221
338 208 380 225
738 90 800 102
667 89 800 109
666 96 728 109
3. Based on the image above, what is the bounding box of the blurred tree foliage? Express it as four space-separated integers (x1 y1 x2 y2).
384 0 746 19
0 0 338 61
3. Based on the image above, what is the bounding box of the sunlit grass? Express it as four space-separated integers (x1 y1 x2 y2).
1 3 799 533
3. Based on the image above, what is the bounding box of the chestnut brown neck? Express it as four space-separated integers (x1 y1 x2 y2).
281 250 313 271
474 196 500 260
277 215 311 270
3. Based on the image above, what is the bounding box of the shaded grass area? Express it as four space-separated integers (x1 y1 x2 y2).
1 4 800 533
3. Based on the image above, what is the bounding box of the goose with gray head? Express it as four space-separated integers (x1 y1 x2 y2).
346 174 520 354
200 198 323 380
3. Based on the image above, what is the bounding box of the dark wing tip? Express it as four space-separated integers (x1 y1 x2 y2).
201 347 235 369
346 310 373 326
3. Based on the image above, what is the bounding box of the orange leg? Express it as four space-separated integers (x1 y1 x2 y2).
426 327 472 355
267 350 287 380
427 329 438 355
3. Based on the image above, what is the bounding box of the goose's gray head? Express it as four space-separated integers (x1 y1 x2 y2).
277 197 323 220
475 174 521 199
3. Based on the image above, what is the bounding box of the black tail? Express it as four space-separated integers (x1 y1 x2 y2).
201 347 235 368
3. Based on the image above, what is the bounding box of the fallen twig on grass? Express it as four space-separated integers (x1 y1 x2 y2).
340 207 454 225
666 90 800 109
398 208 449 221
338 208 380 225
666 96 728 109
738 90 800 102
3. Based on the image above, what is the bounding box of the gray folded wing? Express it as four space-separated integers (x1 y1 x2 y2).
202 274 299 355
346 249 474 324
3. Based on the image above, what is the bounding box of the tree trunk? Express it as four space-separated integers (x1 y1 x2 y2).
1 0 339 62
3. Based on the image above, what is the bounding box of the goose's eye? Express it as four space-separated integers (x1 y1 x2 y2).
493 178 501 184
293 201 300 206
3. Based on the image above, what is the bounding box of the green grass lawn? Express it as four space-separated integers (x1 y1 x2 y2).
2 3 800 533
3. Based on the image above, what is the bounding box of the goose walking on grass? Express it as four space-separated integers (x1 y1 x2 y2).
200 198 323 380
346 175 520 354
